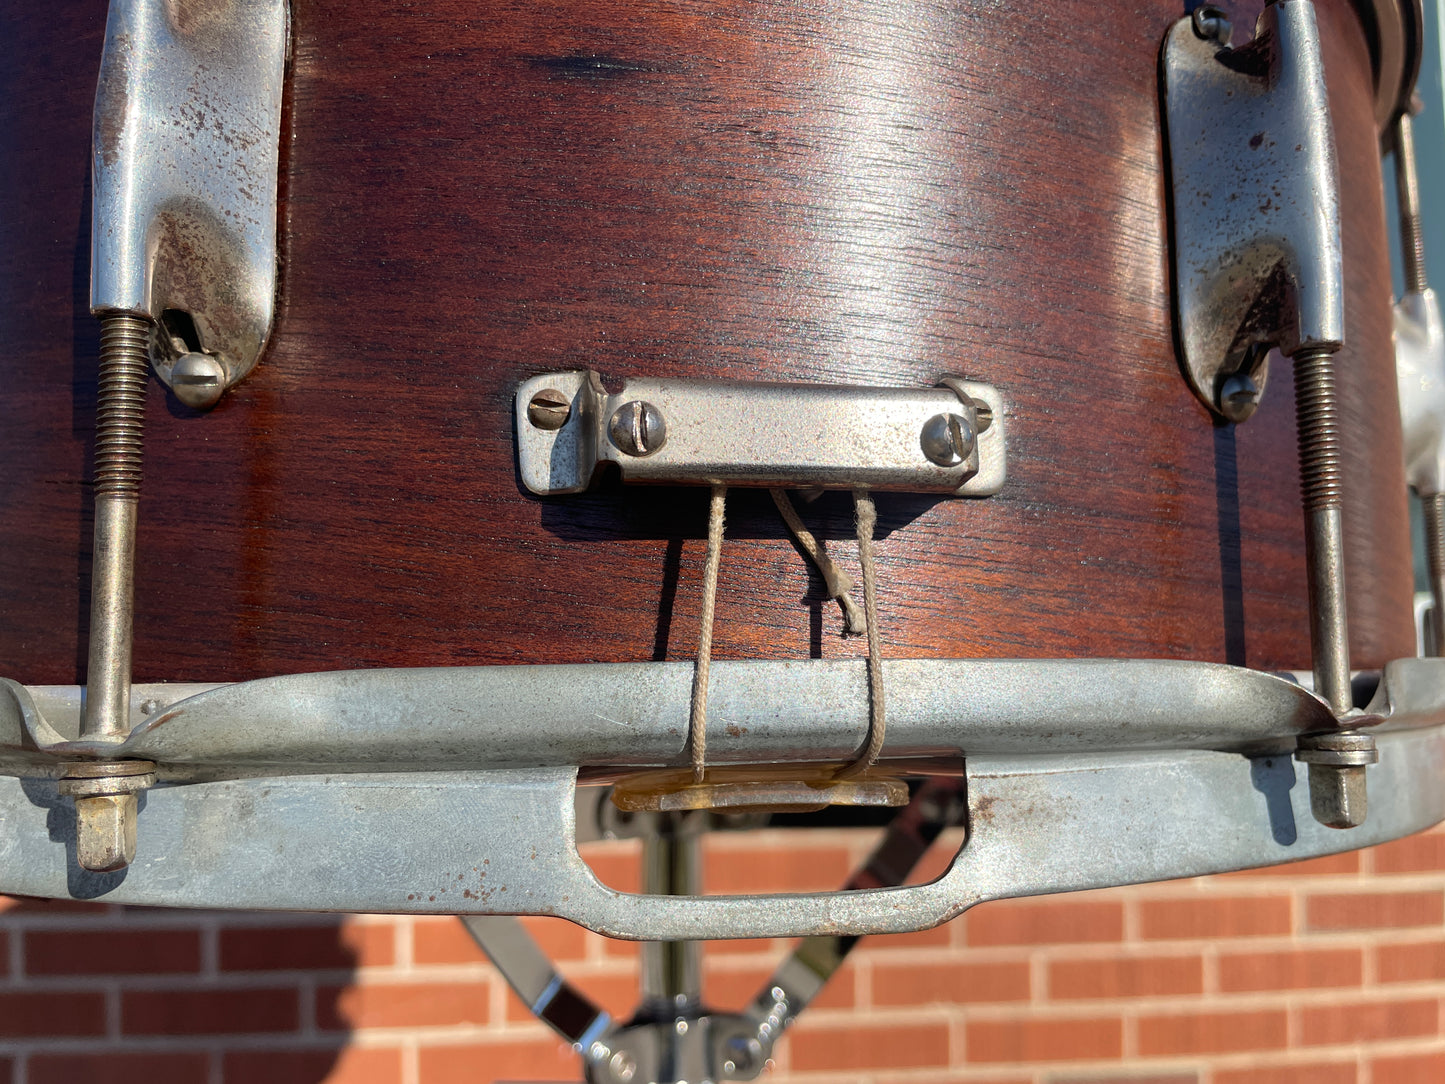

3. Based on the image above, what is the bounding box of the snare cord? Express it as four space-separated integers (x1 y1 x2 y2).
836 488 885 780
689 484 727 782
768 489 866 636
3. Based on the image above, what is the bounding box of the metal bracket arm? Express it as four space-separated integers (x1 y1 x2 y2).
0 658 1440 937
91 0 288 404
515 371 1006 496
1162 0 1344 421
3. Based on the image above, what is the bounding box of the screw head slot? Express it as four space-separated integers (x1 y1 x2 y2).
920 412 976 466
527 388 572 430
171 352 227 411
608 401 666 457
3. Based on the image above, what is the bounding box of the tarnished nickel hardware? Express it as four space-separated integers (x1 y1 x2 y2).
1162 0 1344 422
57 761 158 872
1165 0 1369 828
1393 111 1445 654
75 0 287 872
92 0 288 402
0 658 1442 934
515 371 1005 496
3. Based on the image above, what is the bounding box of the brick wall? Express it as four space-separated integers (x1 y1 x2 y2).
0 822 1441 1084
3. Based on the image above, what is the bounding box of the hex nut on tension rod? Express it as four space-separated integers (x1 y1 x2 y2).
58 762 157 872
1296 730 1377 830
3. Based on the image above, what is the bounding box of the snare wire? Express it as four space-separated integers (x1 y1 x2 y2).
689 484 727 782
835 489 885 780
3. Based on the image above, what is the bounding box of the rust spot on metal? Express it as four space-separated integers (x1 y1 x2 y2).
165 0 239 35
970 795 1000 826
144 709 185 730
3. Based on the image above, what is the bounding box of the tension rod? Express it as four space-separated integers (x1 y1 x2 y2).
1397 109 1445 655
62 314 158 873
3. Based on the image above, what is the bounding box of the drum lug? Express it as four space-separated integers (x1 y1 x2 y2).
514 371 1006 496
1161 0 1344 423
90 0 289 406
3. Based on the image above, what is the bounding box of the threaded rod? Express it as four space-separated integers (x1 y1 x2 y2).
1396 112 1429 295
83 313 149 741
1425 494 1445 656
1293 347 1351 714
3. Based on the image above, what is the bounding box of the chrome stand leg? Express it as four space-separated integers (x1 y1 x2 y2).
640 814 702 1014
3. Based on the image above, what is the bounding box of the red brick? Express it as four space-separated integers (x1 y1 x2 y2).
1371 830 1445 874
1049 956 1202 999
0 932 10 976
1138 1010 1288 1055
601 936 641 960
0 991 106 1037
580 846 640 892
1139 897 1291 939
26 927 200 975
1050 1076 1199 1084
703 937 778 956
1224 852 1360 878
789 1020 951 1070
907 833 966 884
224 1047 404 1084
873 960 1030 1005
419 1038 580 1083
965 899 1124 946
703 843 853 894
1372 1052 1445 1084
414 916 586 965
966 1016 1122 1062
1214 1065 1356 1084
123 987 299 1035
320 981 490 1030
705 961 855 1009
30 1052 208 1084
1217 948 1362 991
1378 940 1445 983
1306 891 1444 930
220 923 393 971
1299 997 1438 1044
862 923 953 949
504 971 637 1023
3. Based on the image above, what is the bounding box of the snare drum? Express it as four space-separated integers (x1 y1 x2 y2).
0 0 1416 688
0 0 1436 955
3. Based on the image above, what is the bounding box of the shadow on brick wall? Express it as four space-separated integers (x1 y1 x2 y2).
0 897 360 1084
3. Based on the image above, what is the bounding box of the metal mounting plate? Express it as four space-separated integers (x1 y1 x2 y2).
1162 0 1344 420
90 0 288 398
515 372 1006 496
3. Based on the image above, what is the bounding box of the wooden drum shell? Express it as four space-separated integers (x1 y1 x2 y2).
0 0 1415 684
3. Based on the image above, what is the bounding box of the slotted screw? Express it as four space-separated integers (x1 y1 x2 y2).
920 412 976 466
608 401 666 457
527 388 572 430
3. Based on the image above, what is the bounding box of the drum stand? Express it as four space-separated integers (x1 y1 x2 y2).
462 780 967 1083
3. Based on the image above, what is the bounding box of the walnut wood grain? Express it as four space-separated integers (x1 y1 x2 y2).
0 0 1414 687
